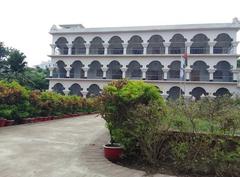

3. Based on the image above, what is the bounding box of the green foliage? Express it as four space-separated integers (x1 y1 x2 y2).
99 80 240 176
0 81 96 121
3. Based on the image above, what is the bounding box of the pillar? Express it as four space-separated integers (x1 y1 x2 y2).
67 44 72 55
143 44 147 54
50 44 56 55
185 67 192 81
141 68 147 80
102 67 108 79
123 44 127 55
83 67 89 78
85 43 90 55
104 43 108 55
162 68 169 80
209 42 216 54
82 90 88 98
121 67 127 78
164 42 170 54
232 69 240 82
65 67 71 78
63 90 69 96
49 67 55 77
185 42 192 54
231 42 239 54
207 68 216 81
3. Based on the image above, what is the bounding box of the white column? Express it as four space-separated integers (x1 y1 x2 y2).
232 69 240 82
102 67 108 79
104 43 109 55
63 90 69 96
83 67 89 78
82 89 88 98
65 67 71 78
207 68 216 81
67 44 72 55
208 42 216 54
49 67 55 77
143 44 147 54
121 67 127 78
185 68 192 81
141 68 147 80
123 44 127 55
50 44 56 55
231 42 239 54
162 68 169 80
185 42 192 54
85 43 90 55
164 42 170 54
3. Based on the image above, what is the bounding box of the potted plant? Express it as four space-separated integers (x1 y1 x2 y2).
103 123 124 161
0 118 7 127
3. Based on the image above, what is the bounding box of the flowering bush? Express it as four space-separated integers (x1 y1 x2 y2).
0 81 96 121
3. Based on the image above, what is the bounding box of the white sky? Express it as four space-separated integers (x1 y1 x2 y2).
1 0 240 66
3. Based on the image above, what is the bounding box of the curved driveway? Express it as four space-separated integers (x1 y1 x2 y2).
0 114 173 177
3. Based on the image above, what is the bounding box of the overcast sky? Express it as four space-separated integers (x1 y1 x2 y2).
1 0 240 66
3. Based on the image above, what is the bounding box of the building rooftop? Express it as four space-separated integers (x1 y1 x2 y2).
50 18 240 34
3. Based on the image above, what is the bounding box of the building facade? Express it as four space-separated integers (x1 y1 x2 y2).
48 18 240 100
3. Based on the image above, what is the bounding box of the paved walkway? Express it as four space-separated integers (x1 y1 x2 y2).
0 114 174 177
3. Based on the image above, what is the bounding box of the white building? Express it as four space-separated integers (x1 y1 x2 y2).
48 18 240 100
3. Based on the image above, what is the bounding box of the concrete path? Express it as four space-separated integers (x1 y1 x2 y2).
0 114 174 177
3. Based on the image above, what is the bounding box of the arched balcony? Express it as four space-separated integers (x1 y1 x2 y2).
190 34 210 54
89 37 104 55
169 34 186 54
52 83 65 95
168 61 181 80
108 36 124 54
146 61 164 80
126 61 142 79
213 61 233 82
53 60 66 78
190 61 209 81
167 86 184 100
106 60 122 79
213 33 233 54
88 61 103 79
72 37 86 55
190 87 208 100
69 83 83 96
70 61 84 78
55 37 68 55
87 84 101 97
147 35 165 54
127 36 143 54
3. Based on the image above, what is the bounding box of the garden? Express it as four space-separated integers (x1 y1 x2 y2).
98 80 240 177
0 81 96 126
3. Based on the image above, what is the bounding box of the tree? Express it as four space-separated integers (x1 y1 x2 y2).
6 49 27 74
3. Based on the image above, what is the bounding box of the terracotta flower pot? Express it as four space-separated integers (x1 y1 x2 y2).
103 144 124 161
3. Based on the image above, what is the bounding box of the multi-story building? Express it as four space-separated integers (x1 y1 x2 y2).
48 18 240 100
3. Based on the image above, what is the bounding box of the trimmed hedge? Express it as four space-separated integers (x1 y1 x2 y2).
0 81 96 122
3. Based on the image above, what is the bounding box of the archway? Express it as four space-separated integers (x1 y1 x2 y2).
190 34 210 54
108 36 124 54
190 61 209 81
52 83 65 95
69 83 83 96
106 60 122 79
167 86 184 100
213 88 231 97
214 33 233 54
55 37 68 55
147 35 165 54
87 84 101 97
55 60 66 78
72 37 86 55
127 35 143 54
190 87 208 100
168 61 181 80
70 61 84 78
126 61 142 79
169 34 186 54
213 61 233 82
89 37 104 54
88 61 103 79
146 61 164 80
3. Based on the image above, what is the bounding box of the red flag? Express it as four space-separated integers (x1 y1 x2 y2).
182 52 188 66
